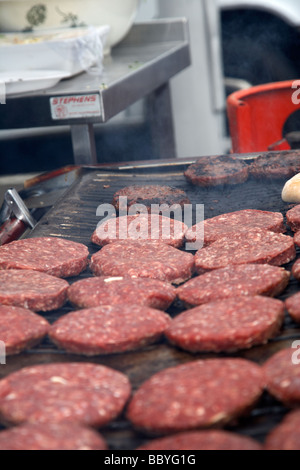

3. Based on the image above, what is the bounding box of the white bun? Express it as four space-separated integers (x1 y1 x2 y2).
282 173 300 202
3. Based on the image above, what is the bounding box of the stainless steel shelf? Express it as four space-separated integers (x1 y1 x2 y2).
0 19 191 164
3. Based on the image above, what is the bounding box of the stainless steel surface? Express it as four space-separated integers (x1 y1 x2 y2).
0 19 191 164
71 124 98 165
0 189 36 228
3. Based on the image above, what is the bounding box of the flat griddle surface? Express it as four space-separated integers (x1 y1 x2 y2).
1 165 300 449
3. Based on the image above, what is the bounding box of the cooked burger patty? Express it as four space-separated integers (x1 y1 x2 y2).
184 155 249 187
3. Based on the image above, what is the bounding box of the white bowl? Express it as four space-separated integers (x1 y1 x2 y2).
0 0 139 50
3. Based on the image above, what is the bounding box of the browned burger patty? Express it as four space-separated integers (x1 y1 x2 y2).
91 214 187 248
249 151 300 179
165 296 284 353
263 348 300 406
137 430 262 450
194 229 296 274
49 304 171 356
90 240 195 285
0 362 131 427
264 411 300 450
112 185 191 212
184 155 249 187
0 422 108 450
67 276 176 311
0 305 49 355
127 358 264 434
176 264 290 307
0 237 89 278
0 269 69 312
185 209 286 246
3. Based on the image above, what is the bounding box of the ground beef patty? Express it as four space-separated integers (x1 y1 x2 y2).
285 293 300 323
185 209 286 245
264 411 300 450
137 430 262 450
263 348 300 406
0 362 131 427
184 155 249 187
67 276 176 310
0 422 108 450
0 237 89 278
49 305 171 356
91 214 187 248
249 151 300 179
194 229 295 274
127 358 264 434
292 258 300 282
286 204 300 232
165 296 284 353
293 230 300 248
0 270 68 311
112 185 191 212
177 264 290 307
90 240 195 285
0 305 49 355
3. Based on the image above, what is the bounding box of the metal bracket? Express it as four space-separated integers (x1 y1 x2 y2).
0 188 36 228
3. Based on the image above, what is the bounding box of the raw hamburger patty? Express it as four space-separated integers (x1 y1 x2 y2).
49 305 171 356
0 237 89 278
249 151 300 179
112 185 191 212
285 293 300 323
194 229 296 274
293 230 300 248
177 264 290 307
137 430 262 450
67 276 176 310
292 258 300 281
184 155 249 187
185 209 286 245
90 240 195 285
0 305 49 355
0 422 108 450
165 296 284 353
286 204 300 232
127 358 264 434
0 270 69 311
264 411 300 450
0 362 131 427
91 214 187 248
263 348 300 405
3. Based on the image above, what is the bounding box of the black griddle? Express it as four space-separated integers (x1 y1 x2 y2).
1 162 300 450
